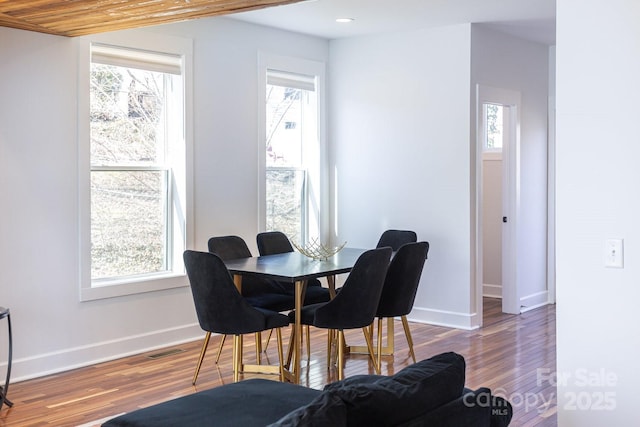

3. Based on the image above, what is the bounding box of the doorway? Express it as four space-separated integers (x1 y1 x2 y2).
476 85 522 319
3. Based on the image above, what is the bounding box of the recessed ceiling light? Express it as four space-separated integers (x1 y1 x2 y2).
336 18 354 23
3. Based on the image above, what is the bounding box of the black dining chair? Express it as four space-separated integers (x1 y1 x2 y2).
376 229 417 251
375 241 429 368
184 250 290 382
256 230 295 256
188 235 294 385
208 235 294 311
287 247 392 380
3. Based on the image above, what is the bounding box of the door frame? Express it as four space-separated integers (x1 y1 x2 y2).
475 84 522 321
547 95 556 304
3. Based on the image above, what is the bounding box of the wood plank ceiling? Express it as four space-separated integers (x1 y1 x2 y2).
0 0 305 37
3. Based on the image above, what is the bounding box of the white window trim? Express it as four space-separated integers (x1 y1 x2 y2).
77 31 194 301
257 53 328 243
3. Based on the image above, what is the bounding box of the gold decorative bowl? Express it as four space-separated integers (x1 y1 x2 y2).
291 238 347 261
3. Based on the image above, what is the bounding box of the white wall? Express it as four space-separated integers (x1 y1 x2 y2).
557 0 640 424
329 25 475 328
0 18 329 381
471 25 550 310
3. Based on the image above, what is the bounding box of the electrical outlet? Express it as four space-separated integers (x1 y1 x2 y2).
605 239 624 268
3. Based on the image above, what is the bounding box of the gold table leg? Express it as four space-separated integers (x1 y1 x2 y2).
293 280 304 384
327 275 336 298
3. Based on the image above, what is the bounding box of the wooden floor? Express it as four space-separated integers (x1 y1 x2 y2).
0 298 556 427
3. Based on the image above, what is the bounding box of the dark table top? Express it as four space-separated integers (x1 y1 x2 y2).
224 247 367 283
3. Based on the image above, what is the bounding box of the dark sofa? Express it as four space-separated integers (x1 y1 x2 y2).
103 352 512 427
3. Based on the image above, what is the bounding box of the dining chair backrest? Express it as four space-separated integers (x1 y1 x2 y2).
376 241 429 318
256 231 294 256
313 247 392 330
183 250 268 335
376 229 417 251
207 235 252 261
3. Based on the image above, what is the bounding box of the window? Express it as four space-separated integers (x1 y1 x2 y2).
264 67 321 244
483 103 504 151
80 35 192 301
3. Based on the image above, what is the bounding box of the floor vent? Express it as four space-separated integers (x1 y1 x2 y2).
147 348 185 359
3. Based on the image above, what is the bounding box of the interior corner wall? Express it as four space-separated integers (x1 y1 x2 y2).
0 18 329 381
556 0 640 424
471 25 550 309
328 24 475 329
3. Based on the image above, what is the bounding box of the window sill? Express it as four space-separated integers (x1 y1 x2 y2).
80 273 188 301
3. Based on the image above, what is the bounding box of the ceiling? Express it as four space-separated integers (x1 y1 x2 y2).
0 0 305 37
232 0 556 44
0 0 556 45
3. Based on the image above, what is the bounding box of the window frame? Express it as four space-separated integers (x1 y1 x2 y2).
78 32 193 301
258 53 328 244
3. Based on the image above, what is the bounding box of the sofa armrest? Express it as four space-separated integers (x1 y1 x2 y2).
395 388 512 427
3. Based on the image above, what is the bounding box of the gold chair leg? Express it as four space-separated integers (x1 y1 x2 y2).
192 332 211 385
286 325 312 368
363 326 380 374
286 326 295 369
233 335 245 382
238 334 243 383
276 328 285 382
232 335 240 382
326 329 333 370
255 332 262 365
401 315 417 363
328 329 344 369
214 333 226 364
337 330 345 380
263 329 273 351
377 317 383 373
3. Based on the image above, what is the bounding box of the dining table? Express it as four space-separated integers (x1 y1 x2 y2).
224 247 369 384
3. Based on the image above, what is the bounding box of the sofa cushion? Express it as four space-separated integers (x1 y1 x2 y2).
323 352 466 426
267 389 347 427
102 379 321 427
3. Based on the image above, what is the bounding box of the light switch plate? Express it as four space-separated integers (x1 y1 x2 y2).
605 239 624 268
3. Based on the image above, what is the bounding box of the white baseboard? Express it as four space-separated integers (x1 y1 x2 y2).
483 283 502 298
520 290 550 312
408 306 480 331
10 323 203 383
